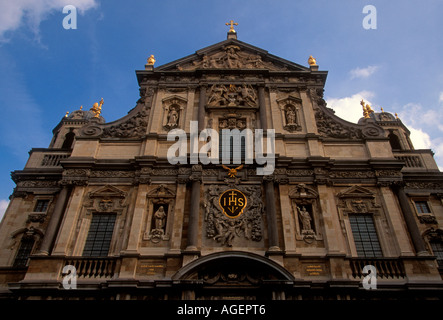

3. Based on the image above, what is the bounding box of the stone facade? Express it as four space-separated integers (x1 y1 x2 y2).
0 31 443 300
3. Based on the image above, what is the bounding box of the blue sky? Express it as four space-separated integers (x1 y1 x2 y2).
0 0 443 218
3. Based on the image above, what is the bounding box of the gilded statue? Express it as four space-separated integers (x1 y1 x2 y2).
360 99 374 119
90 98 104 117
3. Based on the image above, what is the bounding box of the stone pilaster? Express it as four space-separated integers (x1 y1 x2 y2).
197 85 207 132
38 185 72 255
394 185 428 255
258 85 267 130
186 165 202 251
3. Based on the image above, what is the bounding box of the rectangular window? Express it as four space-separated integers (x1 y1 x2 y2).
219 135 246 163
349 214 382 257
13 237 35 267
34 200 49 212
414 201 431 214
82 214 116 257
430 241 443 267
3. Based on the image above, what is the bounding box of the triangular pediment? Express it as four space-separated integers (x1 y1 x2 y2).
337 186 375 199
155 39 310 72
88 185 127 199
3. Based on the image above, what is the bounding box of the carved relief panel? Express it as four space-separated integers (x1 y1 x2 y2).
207 84 258 109
175 45 288 71
203 184 264 248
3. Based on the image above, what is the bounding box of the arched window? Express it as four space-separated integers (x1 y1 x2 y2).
388 132 402 150
61 130 76 149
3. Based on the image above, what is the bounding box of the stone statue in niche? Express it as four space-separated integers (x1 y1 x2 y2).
285 105 297 125
145 205 169 243
282 104 301 132
297 205 313 232
166 106 179 128
153 206 167 232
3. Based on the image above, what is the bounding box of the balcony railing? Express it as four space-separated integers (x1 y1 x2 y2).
393 149 439 171
26 149 71 168
41 154 69 167
63 257 116 279
394 155 423 168
349 258 406 279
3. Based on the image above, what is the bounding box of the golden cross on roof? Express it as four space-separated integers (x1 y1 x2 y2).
226 20 238 33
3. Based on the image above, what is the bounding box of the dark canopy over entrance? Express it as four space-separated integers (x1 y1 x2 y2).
173 251 294 300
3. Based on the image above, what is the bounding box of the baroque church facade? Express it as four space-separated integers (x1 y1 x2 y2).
0 27 443 300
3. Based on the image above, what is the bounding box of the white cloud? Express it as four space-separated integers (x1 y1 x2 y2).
396 103 443 161
439 92 443 103
0 0 98 41
325 95 436 153
350 65 379 79
325 91 375 123
408 127 432 150
0 199 9 223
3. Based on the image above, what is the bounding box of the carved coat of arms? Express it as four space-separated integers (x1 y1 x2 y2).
204 185 263 247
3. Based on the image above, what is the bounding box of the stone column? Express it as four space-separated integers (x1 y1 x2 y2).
258 85 267 130
394 185 428 255
38 185 72 255
264 178 279 251
186 166 202 251
198 85 207 132
317 184 347 254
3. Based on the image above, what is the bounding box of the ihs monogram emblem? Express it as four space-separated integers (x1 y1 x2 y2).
219 189 247 218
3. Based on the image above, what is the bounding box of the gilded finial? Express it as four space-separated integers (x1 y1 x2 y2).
225 20 238 33
147 54 156 66
381 107 384 112
395 113 399 119
65 111 69 118
79 106 83 110
308 55 317 66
